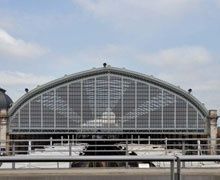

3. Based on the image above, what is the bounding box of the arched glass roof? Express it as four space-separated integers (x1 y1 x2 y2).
9 66 208 135
9 66 208 117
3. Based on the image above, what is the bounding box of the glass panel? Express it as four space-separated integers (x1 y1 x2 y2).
42 90 54 128
56 86 67 128
198 114 205 129
123 78 135 128
96 76 108 129
137 82 149 128
150 86 162 128
110 76 122 129
163 91 175 129
10 113 19 129
176 97 186 128
30 96 41 128
20 103 29 128
188 104 197 129
69 82 81 128
82 78 95 129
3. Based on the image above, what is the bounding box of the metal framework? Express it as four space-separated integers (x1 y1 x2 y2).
8 67 208 134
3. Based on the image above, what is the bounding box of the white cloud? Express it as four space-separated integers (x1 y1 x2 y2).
138 46 213 67
0 71 53 86
73 44 129 62
73 0 201 25
136 46 219 109
52 44 132 69
0 28 47 59
0 71 53 101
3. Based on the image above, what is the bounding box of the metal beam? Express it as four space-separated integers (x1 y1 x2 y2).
121 77 124 129
94 78 97 131
135 81 137 129
67 84 69 129
148 85 150 129
186 102 188 130
0 155 175 163
108 74 110 129
41 94 43 129
28 101 31 129
161 90 163 129
178 155 220 161
174 95 176 129
54 89 56 129
81 80 83 132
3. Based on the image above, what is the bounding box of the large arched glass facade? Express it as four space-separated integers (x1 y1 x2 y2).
9 67 208 134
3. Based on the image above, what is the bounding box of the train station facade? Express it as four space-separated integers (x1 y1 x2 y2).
7 66 211 140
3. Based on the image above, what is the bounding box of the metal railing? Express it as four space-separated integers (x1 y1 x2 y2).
0 137 219 155
0 155 176 180
176 155 220 180
0 137 220 180
0 137 219 170
0 155 220 180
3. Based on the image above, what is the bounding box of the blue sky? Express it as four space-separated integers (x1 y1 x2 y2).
0 0 220 110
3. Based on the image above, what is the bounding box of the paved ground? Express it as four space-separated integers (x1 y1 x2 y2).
0 168 220 176
0 168 169 177
0 169 220 180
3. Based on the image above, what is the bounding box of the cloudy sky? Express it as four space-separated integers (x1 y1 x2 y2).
0 0 220 110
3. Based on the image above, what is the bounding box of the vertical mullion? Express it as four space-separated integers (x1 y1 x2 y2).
161 90 163 130
148 85 150 129
174 95 176 130
67 84 69 129
54 89 56 130
81 80 83 132
18 110 20 130
94 78 96 131
29 101 31 131
186 102 188 130
135 81 137 130
41 94 43 130
108 74 110 130
121 77 124 129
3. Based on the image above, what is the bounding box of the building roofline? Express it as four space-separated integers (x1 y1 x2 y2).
8 66 208 117
0 88 6 93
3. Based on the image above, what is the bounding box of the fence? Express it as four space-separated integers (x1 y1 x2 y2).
0 137 220 180
1 155 220 180
0 137 219 156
